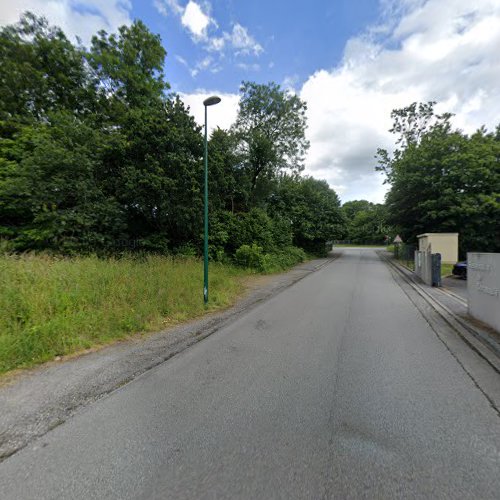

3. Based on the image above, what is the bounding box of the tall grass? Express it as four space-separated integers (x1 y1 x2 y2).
0 254 248 374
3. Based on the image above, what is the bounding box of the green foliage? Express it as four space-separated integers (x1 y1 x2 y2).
232 208 275 252
0 112 126 253
112 97 203 250
234 243 306 273
271 176 344 255
260 246 307 273
87 19 168 117
209 208 294 258
0 12 91 123
234 243 264 269
341 200 373 221
341 201 391 244
378 102 500 255
271 215 294 248
207 128 246 212
232 81 309 206
0 13 344 264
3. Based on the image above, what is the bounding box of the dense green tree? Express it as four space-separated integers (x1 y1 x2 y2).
111 97 204 252
0 122 34 240
232 81 309 206
377 102 500 254
208 207 294 258
341 200 373 223
271 176 344 254
86 20 168 121
0 12 90 124
206 128 247 213
0 112 126 252
0 13 345 261
341 200 391 244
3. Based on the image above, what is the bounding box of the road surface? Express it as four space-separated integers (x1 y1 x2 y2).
1 248 499 499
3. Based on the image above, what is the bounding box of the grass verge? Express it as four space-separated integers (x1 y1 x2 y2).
441 263 454 277
394 259 455 279
0 254 251 375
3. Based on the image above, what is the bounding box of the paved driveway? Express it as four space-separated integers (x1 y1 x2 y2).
443 274 468 301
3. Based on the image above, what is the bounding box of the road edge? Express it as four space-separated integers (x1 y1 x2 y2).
379 251 500 416
0 254 340 462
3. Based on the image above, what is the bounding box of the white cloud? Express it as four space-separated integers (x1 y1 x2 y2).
181 0 211 39
180 91 240 134
207 36 225 51
175 54 189 67
189 56 216 77
154 0 183 16
176 54 222 78
0 0 132 45
155 0 263 65
153 0 169 17
182 0 500 203
236 62 260 72
225 23 263 56
299 0 500 203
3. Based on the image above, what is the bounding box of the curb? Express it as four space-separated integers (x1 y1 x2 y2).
439 286 467 306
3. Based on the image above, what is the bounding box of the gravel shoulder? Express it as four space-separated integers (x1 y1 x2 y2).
0 256 336 461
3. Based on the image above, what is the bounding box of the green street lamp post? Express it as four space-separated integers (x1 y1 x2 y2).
203 95 221 304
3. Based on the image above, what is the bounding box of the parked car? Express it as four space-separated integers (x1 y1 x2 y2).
452 261 467 279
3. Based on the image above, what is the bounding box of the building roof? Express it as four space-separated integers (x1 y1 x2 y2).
417 233 459 238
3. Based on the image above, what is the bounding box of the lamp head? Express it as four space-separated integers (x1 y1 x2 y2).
203 95 221 106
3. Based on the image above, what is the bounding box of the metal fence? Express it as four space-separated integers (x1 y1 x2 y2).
394 243 416 268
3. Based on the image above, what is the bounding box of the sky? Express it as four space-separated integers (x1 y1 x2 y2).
1 0 500 203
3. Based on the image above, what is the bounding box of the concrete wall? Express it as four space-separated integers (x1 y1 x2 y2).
467 253 500 333
417 233 458 264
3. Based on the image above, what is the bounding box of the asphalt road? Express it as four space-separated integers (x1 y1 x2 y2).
1 249 499 499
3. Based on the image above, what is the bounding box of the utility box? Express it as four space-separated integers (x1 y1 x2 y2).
417 233 458 264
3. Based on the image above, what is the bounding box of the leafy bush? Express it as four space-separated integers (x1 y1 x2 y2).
271 216 293 248
260 247 306 273
234 243 264 269
230 208 275 253
208 210 237 258
235 244 306 273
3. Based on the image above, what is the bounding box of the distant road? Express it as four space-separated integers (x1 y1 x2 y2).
1 248 499 499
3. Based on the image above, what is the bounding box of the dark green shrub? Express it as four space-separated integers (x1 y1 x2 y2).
235 244 306 272
208 210 237 257
260 246 306 272
231 208 274 253
234 243 264 269
270 216 293 248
